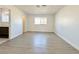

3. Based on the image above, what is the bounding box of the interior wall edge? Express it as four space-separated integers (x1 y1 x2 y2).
10 32 22 39
54 32 79 51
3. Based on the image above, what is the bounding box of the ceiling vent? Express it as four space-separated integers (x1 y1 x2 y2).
36 5 47 7
42 5 47 7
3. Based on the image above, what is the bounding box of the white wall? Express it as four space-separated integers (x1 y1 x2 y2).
10 6 25 39
0 5 25 39
0 22 9 27
27 14 54 32
55 6 79 50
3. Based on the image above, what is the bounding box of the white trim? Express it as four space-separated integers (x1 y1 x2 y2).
0 39 9 45
55 32 79 51
10 32 22 39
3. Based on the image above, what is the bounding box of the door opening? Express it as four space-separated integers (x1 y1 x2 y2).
22 16 26 33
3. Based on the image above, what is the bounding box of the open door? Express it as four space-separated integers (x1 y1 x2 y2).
22 16 26 33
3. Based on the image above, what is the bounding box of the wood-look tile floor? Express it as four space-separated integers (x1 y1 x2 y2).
0 32 79 54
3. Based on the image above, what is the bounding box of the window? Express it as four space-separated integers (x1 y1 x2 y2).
0 8 10 22
2 9 9 22
34 17 47 24
2 10 9 22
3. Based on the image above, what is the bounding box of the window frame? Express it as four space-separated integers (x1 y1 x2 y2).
34 17 47 25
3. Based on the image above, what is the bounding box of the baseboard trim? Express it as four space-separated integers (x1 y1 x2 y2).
55 32 79 51
27 31 54 33
10 33 22 40
0 39 9 45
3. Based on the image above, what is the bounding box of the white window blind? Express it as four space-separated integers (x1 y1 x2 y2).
34 17 47 24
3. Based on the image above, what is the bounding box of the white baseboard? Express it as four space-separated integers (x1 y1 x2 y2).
0 39 9 45
10 33 22 39
55 32 79 51
27 30 54 32
27 31 54 33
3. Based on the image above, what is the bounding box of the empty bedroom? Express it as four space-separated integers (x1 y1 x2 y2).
0 5 79 54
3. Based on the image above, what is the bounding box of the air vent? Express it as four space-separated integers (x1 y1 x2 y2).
42 5 47 7
36 5 40 7
36 5 47 8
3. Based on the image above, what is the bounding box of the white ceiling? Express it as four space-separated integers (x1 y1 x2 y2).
15 5 65 14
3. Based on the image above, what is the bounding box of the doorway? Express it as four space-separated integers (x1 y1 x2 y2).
22 16 26 33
